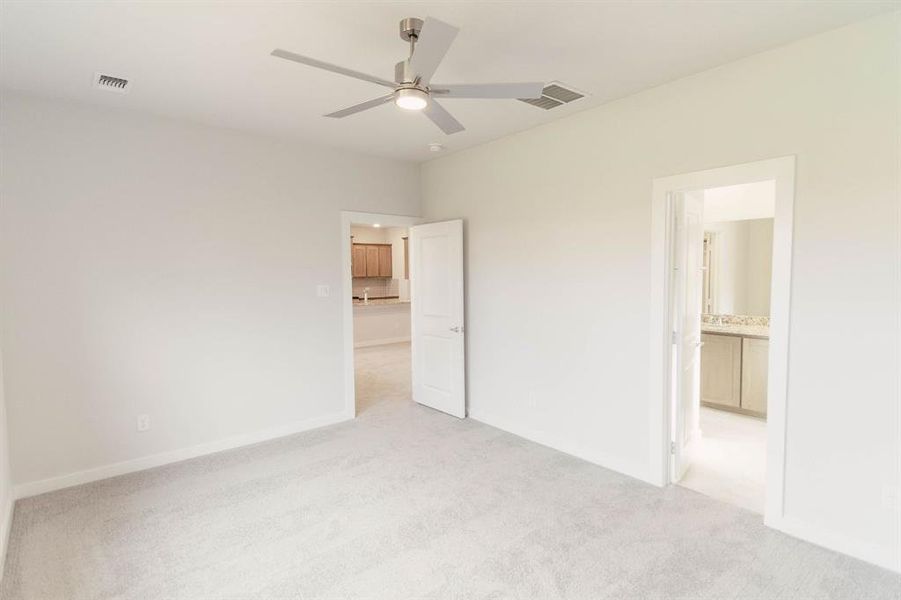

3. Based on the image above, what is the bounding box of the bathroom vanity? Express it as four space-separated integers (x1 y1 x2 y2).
700 320 769 418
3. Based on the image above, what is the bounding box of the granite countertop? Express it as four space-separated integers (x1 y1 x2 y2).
352 297 410 307
701 323 769 339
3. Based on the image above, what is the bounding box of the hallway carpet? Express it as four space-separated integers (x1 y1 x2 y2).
2 343 898 599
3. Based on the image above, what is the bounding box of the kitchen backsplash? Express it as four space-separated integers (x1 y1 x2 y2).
353 277 400 298
702 314 770 326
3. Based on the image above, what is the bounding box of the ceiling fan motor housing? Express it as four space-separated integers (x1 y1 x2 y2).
394 60 418 85
399 17 424 42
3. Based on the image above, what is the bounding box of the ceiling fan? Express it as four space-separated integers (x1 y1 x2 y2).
271 17 545 135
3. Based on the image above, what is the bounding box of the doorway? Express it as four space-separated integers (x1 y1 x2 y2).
675 182 775 514
340 212 467 420
350 221 413 415
649 157 795 526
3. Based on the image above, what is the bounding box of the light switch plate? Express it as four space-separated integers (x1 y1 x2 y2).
316 284 330 297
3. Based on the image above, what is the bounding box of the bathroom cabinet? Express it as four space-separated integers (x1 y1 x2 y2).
700 332 769 417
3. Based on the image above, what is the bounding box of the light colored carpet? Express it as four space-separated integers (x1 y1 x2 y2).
2 342 898 599
679 407 767 514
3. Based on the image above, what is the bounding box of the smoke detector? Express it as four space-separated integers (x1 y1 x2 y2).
93 72 130 94
428 143 444 153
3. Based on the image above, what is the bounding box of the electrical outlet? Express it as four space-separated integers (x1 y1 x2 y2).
883 484 901 511
136 414 151 433
316 284 330 297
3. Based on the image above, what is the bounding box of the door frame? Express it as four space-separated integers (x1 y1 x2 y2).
340 211 421 418
648 156 795 527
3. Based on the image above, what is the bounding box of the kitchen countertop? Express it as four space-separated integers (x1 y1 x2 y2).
352 298 410 307
701 323 769 339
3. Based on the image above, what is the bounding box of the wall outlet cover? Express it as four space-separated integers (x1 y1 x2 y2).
317 284 330 297
136 414 151 432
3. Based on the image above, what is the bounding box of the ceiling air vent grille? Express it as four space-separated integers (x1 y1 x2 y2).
93 73 130 94
518 81 585 110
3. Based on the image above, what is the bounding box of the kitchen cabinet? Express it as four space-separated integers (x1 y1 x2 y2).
700 333 742 409
352 243 392 278
365 245 379 276
700 331 769 416
378 245 392 277
352 245 367 277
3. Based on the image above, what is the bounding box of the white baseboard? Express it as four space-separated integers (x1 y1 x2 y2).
14 411 352 500
0 491 13 582
354 336 410 348
766 513 900 574
469 410 655 486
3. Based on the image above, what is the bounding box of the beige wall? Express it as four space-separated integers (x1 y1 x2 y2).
422 13 900 570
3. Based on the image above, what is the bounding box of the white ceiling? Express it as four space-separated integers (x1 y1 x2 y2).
1 2 896 162
704 181 775 223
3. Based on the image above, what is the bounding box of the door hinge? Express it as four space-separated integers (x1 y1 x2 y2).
672 331 678 344
670 441 676 454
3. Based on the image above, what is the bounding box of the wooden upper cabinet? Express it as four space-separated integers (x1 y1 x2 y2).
351 244 367 278
352 243 393 278
365 245 380 276
378 245 392 277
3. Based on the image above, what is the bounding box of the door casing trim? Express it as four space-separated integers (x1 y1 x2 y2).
648 156 795 529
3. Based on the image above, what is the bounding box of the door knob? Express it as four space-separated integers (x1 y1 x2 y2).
449 326 463 333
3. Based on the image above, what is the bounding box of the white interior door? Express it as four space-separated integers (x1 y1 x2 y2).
409 219 465 418
671 191 704 481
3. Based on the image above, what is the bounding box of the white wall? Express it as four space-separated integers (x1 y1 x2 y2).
703 180 776 222
705 218 773 316
353 304 411 347
0 93 420 489
421 13 900 571
350 225 389 244
0 349 13 577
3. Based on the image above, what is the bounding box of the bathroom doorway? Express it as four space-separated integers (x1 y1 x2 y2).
650 156 795 523
679 181 775 513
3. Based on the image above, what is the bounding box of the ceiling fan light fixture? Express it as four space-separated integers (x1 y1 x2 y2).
395 87 429 111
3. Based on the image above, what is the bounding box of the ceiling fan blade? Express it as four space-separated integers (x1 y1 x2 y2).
431 82 545 99
271 49 396 89
325 94 396 118
408 18 459 84
423 99 464 135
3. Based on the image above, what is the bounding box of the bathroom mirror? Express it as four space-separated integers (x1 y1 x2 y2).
701 218 774 318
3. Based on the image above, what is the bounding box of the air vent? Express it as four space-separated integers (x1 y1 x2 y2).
518 81 585 110
93 73 130 94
